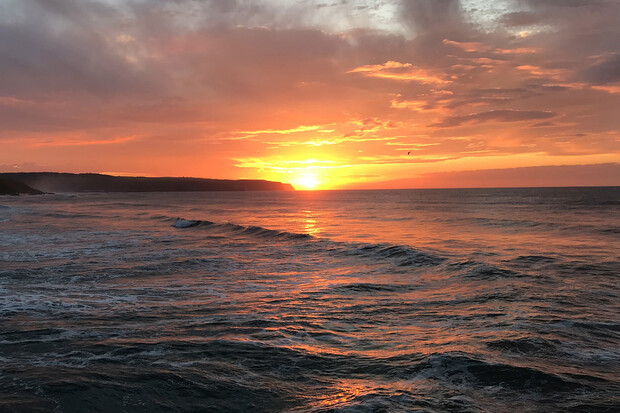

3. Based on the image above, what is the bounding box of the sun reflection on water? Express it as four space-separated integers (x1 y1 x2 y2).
312 380 366 409
301 210 320 236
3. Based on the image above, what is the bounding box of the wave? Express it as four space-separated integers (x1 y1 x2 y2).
414 353 593 392
562 224 620 236
486 337 561 355
167 216 617 281
340 243 446 267
550 320 620 340
239 225 311 240
448 260 526 280
557 261 620 278
43 212 102 219
470 216 547 229
327 283 416 294
172 218 206 228
509 255 558 264
169 216 444 267
172 217 310 240
466 217 620 237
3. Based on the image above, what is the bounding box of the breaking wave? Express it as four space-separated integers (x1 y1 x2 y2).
170 216 444 267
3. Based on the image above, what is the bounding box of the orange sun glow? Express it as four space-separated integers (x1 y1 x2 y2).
294 175 319 190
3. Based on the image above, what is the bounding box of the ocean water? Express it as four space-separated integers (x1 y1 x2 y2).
0 187 618 412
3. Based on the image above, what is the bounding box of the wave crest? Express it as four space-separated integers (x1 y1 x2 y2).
168 216 444 267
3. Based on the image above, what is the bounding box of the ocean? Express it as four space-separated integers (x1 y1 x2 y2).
0 187 618 412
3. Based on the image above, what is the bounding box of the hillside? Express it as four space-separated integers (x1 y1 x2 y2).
0 177 44 195
0 173 294 193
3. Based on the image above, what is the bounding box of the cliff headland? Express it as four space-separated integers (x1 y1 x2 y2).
0 173 294 194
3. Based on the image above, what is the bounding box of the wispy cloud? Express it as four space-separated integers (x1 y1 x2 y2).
233 157 348 172
348 61 450 84
357 155 459 165
430 110 558 128
233 125 327 137
32 135 137 147
442 39 493 53
265 136 396 148
516 65 567 79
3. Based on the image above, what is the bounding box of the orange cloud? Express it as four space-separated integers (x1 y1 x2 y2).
495 47 540 54
516 65 567 79
442 39 493 53
32 135 137 147
591 85 620 94
232 125 327 138
391 98 431 111
348 61 451 84
443 39 539 55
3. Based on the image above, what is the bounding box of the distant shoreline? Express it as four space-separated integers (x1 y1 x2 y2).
0 172 294 194
1 172 618 196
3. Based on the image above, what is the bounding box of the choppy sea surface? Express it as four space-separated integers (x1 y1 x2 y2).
0 187 619 412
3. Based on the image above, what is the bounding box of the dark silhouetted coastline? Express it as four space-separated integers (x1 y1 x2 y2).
0 172 294 193
0 177 43 196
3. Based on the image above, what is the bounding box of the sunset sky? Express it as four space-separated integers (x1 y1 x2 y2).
1 0 619 189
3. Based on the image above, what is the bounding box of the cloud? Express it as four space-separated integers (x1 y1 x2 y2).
398 0 464 36
516 65 568 81
442 39 538 56
0 3 155 99
442 39 492 53
348 61 450 84
266 136 396 148
233 157 346 172
430 110 557 128
0 0 618 186
391 98 434 111
357 155 458 165
351 163 620 189
501 11 544 27
422 162 620 188
578 54 620 85
591 85 620 94
0 162 45 172
531 121 556 127
32 135 136 147
231 125 327 139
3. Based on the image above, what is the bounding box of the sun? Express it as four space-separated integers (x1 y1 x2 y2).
294 175 319 190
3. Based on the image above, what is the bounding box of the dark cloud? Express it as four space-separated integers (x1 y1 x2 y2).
444 97 511 110
430 110 557 128
531 121 556 128
0 2 157 99
399 0 464 35
577 54 620 85
501 11 543 27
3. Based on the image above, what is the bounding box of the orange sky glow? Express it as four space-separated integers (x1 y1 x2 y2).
0 0 618 189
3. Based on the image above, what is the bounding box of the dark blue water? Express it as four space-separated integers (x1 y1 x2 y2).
1 188 618 412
